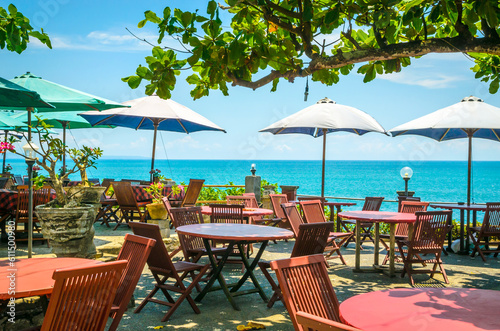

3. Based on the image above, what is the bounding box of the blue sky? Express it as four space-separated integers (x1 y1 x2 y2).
2 0 500 161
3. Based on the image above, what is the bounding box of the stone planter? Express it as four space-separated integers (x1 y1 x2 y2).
66 186 106 213
35 204 96 258
146 203 168 220
148 219 170 238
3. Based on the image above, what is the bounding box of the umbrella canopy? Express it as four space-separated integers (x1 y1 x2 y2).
80 95 226 180
0 113 31 172
389 96 500 205
260 97 387 197
0 77 53 109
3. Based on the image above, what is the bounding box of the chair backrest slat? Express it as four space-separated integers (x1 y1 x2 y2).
270 254 341 331
169 207 206 253
396 201 429 236
129 222 176 274
281 202 305 237
112 181 138 208
41 260 127 331
299 200 327 224
226 195 257 208
291 223 333 257
412 211 451 249
181 179 205 207
298 196 326 208
210 204 244 224
481 203 500 234
270 194 288 220
362 197 384 211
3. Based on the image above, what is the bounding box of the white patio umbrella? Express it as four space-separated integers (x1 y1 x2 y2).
80 95 226 181
389 95 500 206
260 97 387 197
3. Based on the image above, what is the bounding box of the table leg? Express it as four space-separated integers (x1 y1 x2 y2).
230 241 269 302
374 223 380 266
446 210 454 252
388 223 396 277
335 206 342 232
354 219 361 272
195 239 240 310
459 209 466 254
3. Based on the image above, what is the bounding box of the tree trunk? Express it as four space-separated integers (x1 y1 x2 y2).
79 167 88 186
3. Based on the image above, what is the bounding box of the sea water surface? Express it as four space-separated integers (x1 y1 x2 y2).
6 159 499 209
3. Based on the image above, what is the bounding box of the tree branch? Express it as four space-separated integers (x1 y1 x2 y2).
263 0 301 19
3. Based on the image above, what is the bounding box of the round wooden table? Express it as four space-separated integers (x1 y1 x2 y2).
340 288 500 330
0 258 101 300
176 223 293 310
431 203 487 254
200 206 274 218
338 211 416 276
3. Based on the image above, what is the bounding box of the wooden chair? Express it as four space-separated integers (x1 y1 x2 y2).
112 181 149 230
397 210 452 286
280 202 305 237
270 194 292 232
96 179 118 227
129 222 209 322
258 222 333 308
180 179 205 207
342 196 384 247
397 196 421 212
270 254 353 331
380 201 429 265
109 234 156 331
41 260 127 331
169 206 226 264
468 203 500 262
298 196 326 208
299 200 352 265
14 185 52 244
296 312 361 331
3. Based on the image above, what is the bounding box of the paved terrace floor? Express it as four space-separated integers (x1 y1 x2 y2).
2 224 500 331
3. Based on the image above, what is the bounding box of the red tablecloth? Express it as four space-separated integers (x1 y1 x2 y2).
0 189 57 212
132 185 184 202
200 206 274 217
340 288 500 331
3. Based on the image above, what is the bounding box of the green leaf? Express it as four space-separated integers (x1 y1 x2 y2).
271 78 279 92
136 66 149 78
489 78 499 94
7 4 17 15
145 10 162 24
123 75 142 89
324 9 340 25
402 0 424 13
138 19 147 28
303 0 313 21
207 1 217 16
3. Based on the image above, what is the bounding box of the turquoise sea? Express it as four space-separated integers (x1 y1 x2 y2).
4 159 499 210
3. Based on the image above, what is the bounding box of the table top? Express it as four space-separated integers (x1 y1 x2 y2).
292 200 356 207
176 223 294 241
431 203 487 211
338 211 416 223
200 206 274 217
340 288 500 331
0 258 101 300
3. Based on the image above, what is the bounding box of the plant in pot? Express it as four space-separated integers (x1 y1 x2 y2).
2 163 12 177
0 118 103 258
143 181 180 219
149 168 162 183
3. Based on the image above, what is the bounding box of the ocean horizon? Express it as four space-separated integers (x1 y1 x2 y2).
4 159 499 209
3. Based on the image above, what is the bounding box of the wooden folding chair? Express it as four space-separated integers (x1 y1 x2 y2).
96 179 119 227
129 222 209 322
468 203 500 262
169 206 226 264
112 181 149 230
398 210 452 286
381 201 429 265
270 254 354 331
109 234 156 331
296 312 361 331
41 260 127 331
180 179 205 207
300 200 352 265
258 222 333 308
280 202 305 237
14 185 52 244
341 196 384 247
270 194 289 228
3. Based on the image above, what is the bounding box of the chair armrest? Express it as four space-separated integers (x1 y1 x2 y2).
296 312 361 331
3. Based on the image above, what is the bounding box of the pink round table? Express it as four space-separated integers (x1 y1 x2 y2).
340 288 500 330
200 206 274 218
0 258 101 300
338 211 416 276
176 223 293 310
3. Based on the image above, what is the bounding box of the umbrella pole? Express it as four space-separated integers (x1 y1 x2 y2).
321 129 327 198
150 122 159 182
2 130 7 172
62 121 67 175
467 133 472 206
27 107 33 259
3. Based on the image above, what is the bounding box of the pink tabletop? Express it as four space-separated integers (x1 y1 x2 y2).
431 204 487 211
340 288 500 331
200 206 274 217
176 223 294 241
338 211 416 223
0 258 101 300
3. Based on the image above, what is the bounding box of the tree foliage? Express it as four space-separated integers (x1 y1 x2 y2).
124 0 500 99
0 4 51 53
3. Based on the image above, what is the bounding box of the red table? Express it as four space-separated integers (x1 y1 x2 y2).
200 206 274 220
340 288 500 331
0 258 101 300
338 211 416 277
176 223 293 310
293 200 356 232
431 203 487 254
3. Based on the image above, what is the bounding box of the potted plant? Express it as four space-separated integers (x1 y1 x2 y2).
1 163 12 177
0 118 103 258
31 165 41 178
149 168 162 183
143 181 180 219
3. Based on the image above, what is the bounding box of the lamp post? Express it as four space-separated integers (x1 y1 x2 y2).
22 142 39 258
400 167 413 197
250 163 256 176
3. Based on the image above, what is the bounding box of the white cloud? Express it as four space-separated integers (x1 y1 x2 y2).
274 144 292 152
378 70 463 89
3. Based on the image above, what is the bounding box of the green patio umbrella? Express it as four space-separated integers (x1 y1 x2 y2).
13 111 114 171
0 77 53 109
0 112 31 172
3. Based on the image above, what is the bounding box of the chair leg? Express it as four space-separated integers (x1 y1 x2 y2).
258 262 281 308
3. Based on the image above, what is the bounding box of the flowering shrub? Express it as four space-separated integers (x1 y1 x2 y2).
2 163 12 173
143 182 180 204
149 168 162 178
32 165 41 178
0 142 14 153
